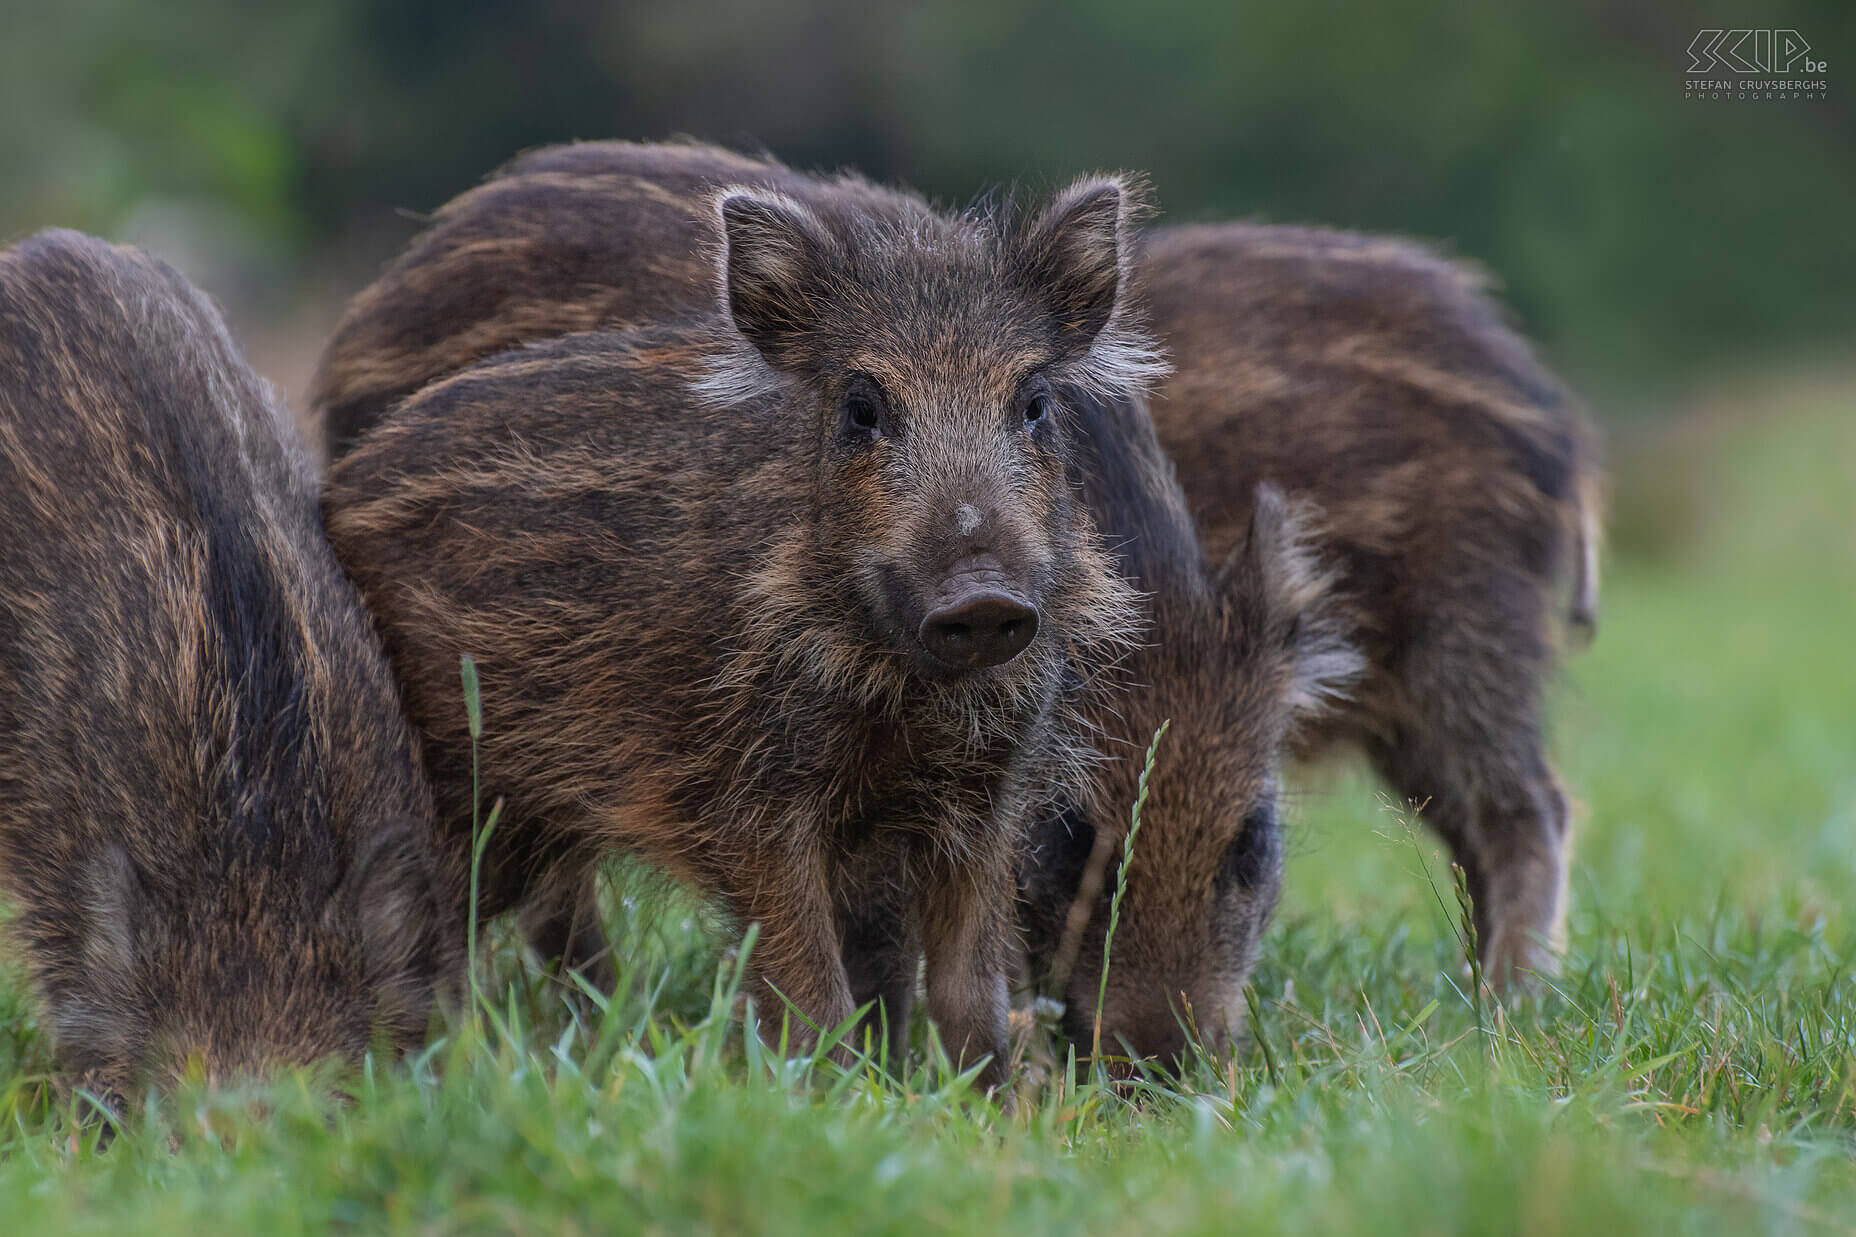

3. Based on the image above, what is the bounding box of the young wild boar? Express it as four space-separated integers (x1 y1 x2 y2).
309 140 1358 1068
1014 404 1358 1065
1140 223 1601 986
0 231 456 1109
320 179 1154 1084
310 142 1388 1067
311 139 976 991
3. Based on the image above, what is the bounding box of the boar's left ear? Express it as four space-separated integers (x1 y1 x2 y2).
1019 176 1166 397
714 188 843 373
1218 483 1364 729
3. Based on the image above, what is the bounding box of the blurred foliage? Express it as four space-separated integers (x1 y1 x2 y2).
2 0 1851 410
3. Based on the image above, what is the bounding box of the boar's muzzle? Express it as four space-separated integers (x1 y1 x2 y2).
918 556 1039 670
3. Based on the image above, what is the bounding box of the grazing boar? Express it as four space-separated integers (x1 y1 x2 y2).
1141 222 1601 986
309 140 1359 1066
320 178 1154 1085
1015 406 1358 1065
0 231 456 1109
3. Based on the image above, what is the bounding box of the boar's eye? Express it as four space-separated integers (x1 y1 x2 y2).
847 392 879 430
1217 803 1279 891
1018 378 1054 428
840 374 885 438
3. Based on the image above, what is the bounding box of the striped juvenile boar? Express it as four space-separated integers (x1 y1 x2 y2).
1015 405 1356 1066
310 141 1355 1067
0 232 456 1108
1142 223 1600 985
320 178 1153 1084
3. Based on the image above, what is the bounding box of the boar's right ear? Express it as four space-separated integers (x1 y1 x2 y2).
1218 484 1364 730
336 820 447 1037
49 846 147 1079
1019 177 1166 398
715 189 841 373
80 845 143 986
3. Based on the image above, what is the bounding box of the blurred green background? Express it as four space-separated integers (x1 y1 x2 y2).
2 0 1850 419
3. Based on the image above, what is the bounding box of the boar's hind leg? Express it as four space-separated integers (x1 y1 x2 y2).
1374 741 1571 991
917 860 1012 1094
520 870 616 995
840 886 920 1075
1368 587 1571 990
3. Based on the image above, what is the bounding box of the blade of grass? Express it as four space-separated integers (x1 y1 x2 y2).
460 654 503 1022
1092 719 1170 1067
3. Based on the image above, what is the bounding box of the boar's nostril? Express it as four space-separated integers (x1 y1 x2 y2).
919 593 1039 669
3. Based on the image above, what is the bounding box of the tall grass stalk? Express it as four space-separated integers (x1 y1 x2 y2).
460 655 503 1018
1092 719 1170 1066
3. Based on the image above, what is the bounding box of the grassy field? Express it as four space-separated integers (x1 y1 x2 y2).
2 376 1853 1234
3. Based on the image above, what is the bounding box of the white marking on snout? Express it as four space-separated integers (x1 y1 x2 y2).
955 503 982 537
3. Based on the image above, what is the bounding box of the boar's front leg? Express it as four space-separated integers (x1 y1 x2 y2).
918 858 1012 1094
722 845 858 1066
839 879 920 1075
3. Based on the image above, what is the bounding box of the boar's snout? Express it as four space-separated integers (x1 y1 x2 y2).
918 558 1039 670
921 594 1038 669
1086 1002 1232 1077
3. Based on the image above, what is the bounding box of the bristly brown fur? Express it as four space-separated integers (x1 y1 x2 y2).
321 166 1157 1085
0 231 459 1107
308 140 1359 1067
1139 221 1603 985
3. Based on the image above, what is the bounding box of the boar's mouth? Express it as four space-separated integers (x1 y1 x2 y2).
1064 981 1249 1075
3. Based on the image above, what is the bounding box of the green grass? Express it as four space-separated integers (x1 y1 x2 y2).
5 378 1855 1233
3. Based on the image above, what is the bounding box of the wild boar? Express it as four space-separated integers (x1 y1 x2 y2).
320 178 1154 1085
0 231 456 1109
1141 222 1600 985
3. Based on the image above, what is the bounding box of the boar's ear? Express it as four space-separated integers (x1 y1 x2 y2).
1019 177 1166 396
1218 484 1364 729
48 846 147 1080
337 820 446 1037
715 188 841 372
79 845 143 986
